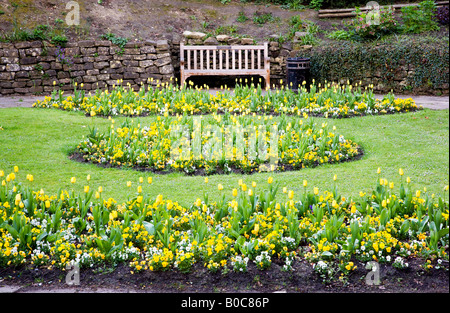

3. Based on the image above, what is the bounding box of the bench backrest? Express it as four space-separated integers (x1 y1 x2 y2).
180 43 270 86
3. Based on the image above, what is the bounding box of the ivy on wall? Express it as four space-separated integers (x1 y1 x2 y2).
306 37 449 92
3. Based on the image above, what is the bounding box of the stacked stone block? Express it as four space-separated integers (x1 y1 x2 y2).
0 39 174 95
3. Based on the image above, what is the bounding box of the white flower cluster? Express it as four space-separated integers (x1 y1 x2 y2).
313 260 335 281
110 245 140 262
282 257 294 272
254 251 271 269
280 236 296 250
176 234 195 254
231 255 249 272
74 251 95 267
392 256 409 269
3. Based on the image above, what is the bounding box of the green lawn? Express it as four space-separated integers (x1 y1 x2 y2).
0 107 448 207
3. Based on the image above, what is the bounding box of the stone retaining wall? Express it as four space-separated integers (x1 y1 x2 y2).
1 36 448 96
0 39 174 95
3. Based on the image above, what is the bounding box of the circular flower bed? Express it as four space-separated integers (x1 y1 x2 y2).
76 114 362 175
32 80 421 118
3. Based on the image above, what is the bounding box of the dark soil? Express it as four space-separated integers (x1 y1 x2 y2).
0 257 448 293
0 0 318 42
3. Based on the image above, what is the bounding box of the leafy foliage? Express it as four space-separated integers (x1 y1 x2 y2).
401 1 440 34
307 37 449 92
435 5 449 25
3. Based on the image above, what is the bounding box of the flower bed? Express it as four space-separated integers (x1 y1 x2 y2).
0 168 448 282
76 114 362 175
32 80 420 118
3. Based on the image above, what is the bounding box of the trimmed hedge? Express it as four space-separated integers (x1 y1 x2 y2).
306 37 449 94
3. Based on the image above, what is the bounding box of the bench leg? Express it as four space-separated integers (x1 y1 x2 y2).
264 73 270 89
180 70 185 87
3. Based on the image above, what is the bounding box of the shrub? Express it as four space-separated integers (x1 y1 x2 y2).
436 6 449 25
401 0 440 34
345 6 399 40
307 37 449 93
51 34 68 47
236 11 249 23
327 30 352 40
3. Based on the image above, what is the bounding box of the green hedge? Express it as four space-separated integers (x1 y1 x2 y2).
306 37 449 93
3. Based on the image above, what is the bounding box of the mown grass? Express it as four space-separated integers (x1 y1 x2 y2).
0 107 448 207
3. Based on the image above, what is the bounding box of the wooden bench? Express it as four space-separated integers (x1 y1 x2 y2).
180 43 270 87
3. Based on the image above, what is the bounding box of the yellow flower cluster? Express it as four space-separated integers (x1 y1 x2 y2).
0 167 448 281
32 80 420 119
77 114 361 175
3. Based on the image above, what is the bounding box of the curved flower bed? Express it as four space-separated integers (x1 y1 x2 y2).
32 80 420 118
0 168 448 281
76 114 362 175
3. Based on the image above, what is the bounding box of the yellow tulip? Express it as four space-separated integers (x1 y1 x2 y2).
15 194 21 206
288 190 294 200
399 168 404 176
148 177 153 184
232 188 238 197
70 177 76 184
218 184 223 191
268 176 273 184
303 180 307 187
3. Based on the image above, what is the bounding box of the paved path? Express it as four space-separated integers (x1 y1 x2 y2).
0 93 448 110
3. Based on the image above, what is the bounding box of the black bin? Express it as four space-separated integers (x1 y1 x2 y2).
286 57 310 91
